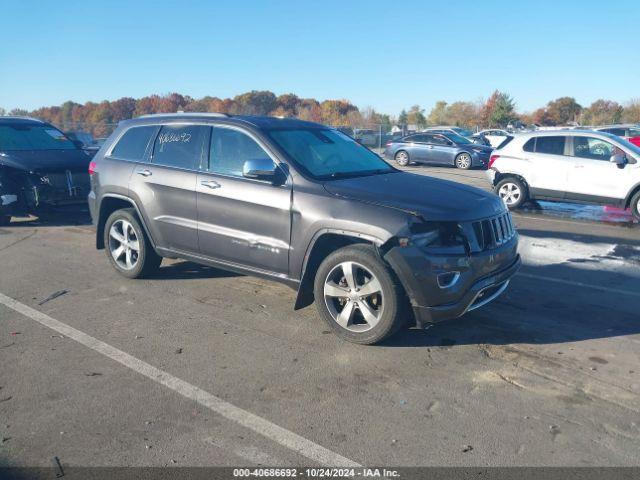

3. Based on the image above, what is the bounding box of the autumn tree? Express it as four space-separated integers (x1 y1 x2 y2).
406 105 426 127
622 99 640 123
427 101 448 125
581 99 623 126
544 97 582 125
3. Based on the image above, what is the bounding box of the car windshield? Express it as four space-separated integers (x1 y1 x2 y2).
267 128 395 180
452 127 473 137
445 132 472 144
0 124 77 151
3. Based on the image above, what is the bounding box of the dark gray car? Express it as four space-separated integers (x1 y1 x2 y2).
384 132 493 169
88 113 519 345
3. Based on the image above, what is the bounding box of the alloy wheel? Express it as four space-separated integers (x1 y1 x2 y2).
395 151 409 166
498 182 522 206
456 153 471 169
323 261 384 333
108 219 140 270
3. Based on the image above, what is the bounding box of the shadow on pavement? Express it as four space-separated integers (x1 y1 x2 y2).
150 261 241 280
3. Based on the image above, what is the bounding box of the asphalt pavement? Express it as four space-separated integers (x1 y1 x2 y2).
0 166 639 468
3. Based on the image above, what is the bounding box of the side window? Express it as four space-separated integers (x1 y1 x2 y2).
523 138 535 152
405 135 422 142
431 135 449 146
208 127 271 177
535 136 566 155
627 128 640 137
572 136 616 161
151 125 209 170
111 126 157 161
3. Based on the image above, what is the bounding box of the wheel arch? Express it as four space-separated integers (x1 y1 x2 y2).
293 230 385 310
624 182 640 209
493 171 529 189
96 194 156 251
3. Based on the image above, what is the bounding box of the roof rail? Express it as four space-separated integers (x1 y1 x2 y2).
137 112 230 119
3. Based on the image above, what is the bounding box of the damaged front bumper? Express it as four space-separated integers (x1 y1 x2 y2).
384 236 520 328
0 170 90 217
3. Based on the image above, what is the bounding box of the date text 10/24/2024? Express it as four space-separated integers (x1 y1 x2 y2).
233 468 401 478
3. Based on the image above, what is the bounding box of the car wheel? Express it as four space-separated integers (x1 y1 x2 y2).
394 150 410 167
0 215 11 226
495 177 528 209
631 190 640 221
455 153 472 169
313 244 407 345
104 208 161 278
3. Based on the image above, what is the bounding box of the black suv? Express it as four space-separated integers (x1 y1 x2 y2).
88 113 520 344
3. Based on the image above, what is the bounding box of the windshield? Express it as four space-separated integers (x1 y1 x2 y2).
0 125 77 151
452 127 473 137
267 128 394 179
445 132 472 145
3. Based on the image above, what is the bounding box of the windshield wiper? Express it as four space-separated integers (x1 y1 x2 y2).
324 169 394 180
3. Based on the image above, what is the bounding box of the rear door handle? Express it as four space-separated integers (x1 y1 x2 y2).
574 165 585 169
136 168 152 177
200 180 221 189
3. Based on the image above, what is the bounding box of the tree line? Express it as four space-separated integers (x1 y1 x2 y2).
0 91 390 137
1 90 638 137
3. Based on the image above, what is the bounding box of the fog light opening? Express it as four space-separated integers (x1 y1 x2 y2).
437 271 460 289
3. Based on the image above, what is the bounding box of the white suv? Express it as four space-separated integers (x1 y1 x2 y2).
486 130 640 220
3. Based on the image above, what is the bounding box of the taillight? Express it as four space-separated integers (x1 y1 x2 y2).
488 154 500 169
88 161 97 175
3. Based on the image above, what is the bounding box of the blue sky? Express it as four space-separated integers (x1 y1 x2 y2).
1 0 638 115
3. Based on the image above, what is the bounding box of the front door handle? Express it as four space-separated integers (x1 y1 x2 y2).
136 168 152 177
574 165 585 169
200 180 221 189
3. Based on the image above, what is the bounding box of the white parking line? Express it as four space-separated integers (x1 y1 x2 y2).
517 273 640 299
0 292 360 467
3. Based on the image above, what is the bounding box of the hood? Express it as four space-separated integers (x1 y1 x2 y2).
323 171 506 221
465 144 493 153
0 149 92 174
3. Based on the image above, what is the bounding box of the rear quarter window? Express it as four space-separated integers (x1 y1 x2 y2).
111 126 157 161
534 136 566 155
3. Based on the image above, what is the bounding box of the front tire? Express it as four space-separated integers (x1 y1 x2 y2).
103 208 161 278
313 244 407 345
631 190 640 221
495 177 528 209
455 153 472 169
394 150 410 167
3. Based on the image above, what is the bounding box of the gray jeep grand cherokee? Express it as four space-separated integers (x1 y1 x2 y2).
88 113 520 344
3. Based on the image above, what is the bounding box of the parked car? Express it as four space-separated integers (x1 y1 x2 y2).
89 113 520 345
65 130 96 149
593 124 640 147
353 128 378 147
487 130 640 220
472 129 511 148
425 126 490 146
384 132 493 169
0 117 94 225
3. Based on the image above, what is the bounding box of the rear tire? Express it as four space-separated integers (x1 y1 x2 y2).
495 177 528 210
103 208 161 278
394 150 410 167
631 190 640 221
313 244 407 345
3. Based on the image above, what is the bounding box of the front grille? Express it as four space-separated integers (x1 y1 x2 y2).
472 212 516 251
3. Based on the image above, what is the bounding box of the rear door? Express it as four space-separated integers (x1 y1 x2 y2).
524 135 572 198
128 124 207 254
428 134 456 165
196 125 292 275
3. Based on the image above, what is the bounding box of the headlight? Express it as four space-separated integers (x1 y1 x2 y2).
472 147 486 153
408 221 469 254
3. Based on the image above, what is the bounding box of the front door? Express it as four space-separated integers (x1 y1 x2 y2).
566 136 636 202
196 126 292 275
128 124 208 254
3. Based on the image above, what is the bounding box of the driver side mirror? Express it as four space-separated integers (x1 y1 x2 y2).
243 158 279 182
610 154 627 166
